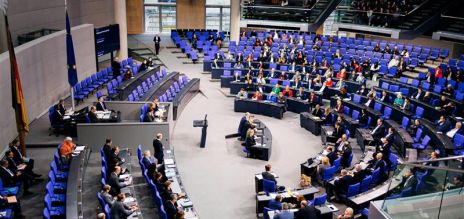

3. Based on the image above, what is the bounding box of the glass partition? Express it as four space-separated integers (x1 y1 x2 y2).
379 158 464 219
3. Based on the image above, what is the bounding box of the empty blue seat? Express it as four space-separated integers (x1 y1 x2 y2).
412 135 431 149
360 175 372 192
262 179 276 194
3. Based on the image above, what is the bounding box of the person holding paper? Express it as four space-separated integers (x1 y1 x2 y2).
0 194 24 218
5 151 42 183
9 139 41 177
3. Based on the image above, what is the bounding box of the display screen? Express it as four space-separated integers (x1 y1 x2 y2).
95 24 120 57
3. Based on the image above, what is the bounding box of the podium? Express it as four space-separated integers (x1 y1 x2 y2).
193 115 208 148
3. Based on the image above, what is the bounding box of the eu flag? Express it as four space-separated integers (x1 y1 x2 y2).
66 10 78 86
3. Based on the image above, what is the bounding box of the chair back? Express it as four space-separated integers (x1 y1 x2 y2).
314 193 327 205
262 179 276 194
263 207 273 219
414 128 423 142
97 192 105 208
361 175 372 192
352 110 359 120
415 107 424 118
401 117 409 129
346 183 360 197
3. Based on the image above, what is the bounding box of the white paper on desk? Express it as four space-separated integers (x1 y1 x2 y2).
119 174 130 179
65 111 74 116
124 197 135 203
178 199 193 207
63 115 71 120
166 164 176 168
269 193 277 199
164 159 174 165
75 146 86 151
166 150 172 154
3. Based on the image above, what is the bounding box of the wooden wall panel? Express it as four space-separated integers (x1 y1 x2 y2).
176 0 206 29
127 0 143 34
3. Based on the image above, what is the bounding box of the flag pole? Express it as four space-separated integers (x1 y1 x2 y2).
64 0 75 110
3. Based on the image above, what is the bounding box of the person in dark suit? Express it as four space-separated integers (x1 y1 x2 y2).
0 160 32 195
268 194 283 210
165 194 180 219
88 106 99 123
312 104 323 117
435 115 451 132
236 52 244 63
262 164 277 185
384 127 395 144
153 34 161 55
356 85 368 96
295 200 321 219
334 169 355 199
108 166 131 196
326 146 338 166
369 153 388 183
9 139 40 177
352 164 367 183
144 108 155 122
442 84 455 97
141 150 157 169
103 139 113 160
5 151 41 184
308 92 318 109
52 104 64 126
376 138 392 167
107 147 125 171
408 119 422 136
339 142 352 168
359 109 369 126
238 113 250 140
112 57 121 77
0 193 24 218
393 169 417 194
96 96 108 111
100 184 114 207
400 98 411 111
56 99 67 116
245 129 257 157
371 119 385 144
411 87 424 100
110 193 137 219
322 108 333 125
377 91 388 103
152 133 164 164
364 95 375 108
332 122 344 141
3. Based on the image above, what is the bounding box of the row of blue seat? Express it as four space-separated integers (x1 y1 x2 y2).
127 69 167 102
137 145 168 219
393 77 464 101
43 145 69 219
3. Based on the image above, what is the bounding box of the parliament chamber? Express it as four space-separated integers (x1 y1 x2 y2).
0 0 463 219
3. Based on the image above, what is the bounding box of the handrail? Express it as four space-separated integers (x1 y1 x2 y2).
241 4 313 11
441 14 464 21
335 0 430 17
399 161 464 174
405 155 464 164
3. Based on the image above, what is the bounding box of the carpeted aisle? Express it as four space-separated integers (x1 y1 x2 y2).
132 34 326 219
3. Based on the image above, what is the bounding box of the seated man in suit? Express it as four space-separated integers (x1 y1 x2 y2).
5 151 41 183
96 96 108 111
338 141 352 168
0 160 32 195
262 164 277 185
408 119 422 136
100 184 115 207
165 194 181 219
268 194 283 210
375 138 392 167
333 169 354 200
110 193 138 219
0 194 24 218
359 109 369 126
326 146 338 166
9 139 41 177
352 164 367 183
447 122 462 138
144 107 155 122
107 146 125 171
384 127 395 144
329 122 344 143
88 106 99 123
108 166 132 196
295 200 321 219
311 104 323 117
141 150 157 169
368 153 388 183
364 95 375 108
400 98 411 112
356 85 368 96
392 168 417 195
103 138 114 159
442 84 455 97
370 119 386 145
435 115 451 133
411 87 424 100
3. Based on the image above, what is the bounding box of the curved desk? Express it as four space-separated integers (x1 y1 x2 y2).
116 66 161 100
250 119 273 161
234 98 285 119
66 146 91 219
141 72 180 101
172 78 200 120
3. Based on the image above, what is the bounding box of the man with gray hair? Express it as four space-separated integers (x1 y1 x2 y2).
152 133 164 164
273 202 294 219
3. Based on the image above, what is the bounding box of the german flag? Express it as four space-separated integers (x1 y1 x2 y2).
5 15 29 133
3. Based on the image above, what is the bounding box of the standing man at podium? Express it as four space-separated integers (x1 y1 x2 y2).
153 34 161 55
152 133 164 165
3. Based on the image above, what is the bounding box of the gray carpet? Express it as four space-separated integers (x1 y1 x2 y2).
132 34 343 219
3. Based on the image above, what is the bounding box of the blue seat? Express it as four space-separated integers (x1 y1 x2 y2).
401 116 409 129
399 77 408 84
412 135 431 150
343 106 350 115
50 162 68 181
0 178 19 196
383 107 392 120
263 207 273 219
311 193 327 206
333 157 341 169
104 204 111 219
242 147 251 158
414 128 423 143
44 194 65 217
262 179 276 194
43 208 50 219
46 182 66 204
360 175 372 192
412 107 424 119
389 153 399 171
48 171 67 192
321 166 336 183
353 94 361 103
352 110 360 120
362 208 369 217
137 145 143 161
371 168 381 185
340 183 360 199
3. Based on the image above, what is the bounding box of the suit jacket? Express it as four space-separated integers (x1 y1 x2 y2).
335 175 354 194
436 120 451 132
153 36 161 44
57 104 66 116
359 114 368 126
402 102 411 111
400 175 417 191
144 112 155 122
353 170 367 183
312 108 323 117
364 99 375 108
340 145 352 167
327 151 338 166
88 112 99 123
0 166 16 187
262 171 277 184
332 127 344 139
322 113 333 125
110 201 133 219
412 91 423 100
108 172 126 196
371 125 385 140
152 139 164 160
6 158 18 173
101 191 114 207
373 159 387 174
142 156 155 168
164 200 178 219
9 146 23 164
295 205 321 219
96 102 107 111
103 144 113 160
268 199 282 210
